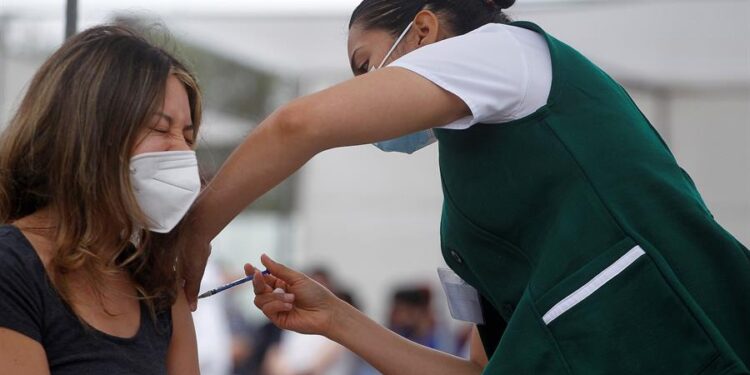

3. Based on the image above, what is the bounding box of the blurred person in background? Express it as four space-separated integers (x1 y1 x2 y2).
387 287 454 355
0 25 202 374
193 260 233 375
308 267 334 290
238 315 281 375
264 326 348 375
184 0 750 373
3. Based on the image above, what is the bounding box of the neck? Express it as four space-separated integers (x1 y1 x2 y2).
13 206 57 229
11 207 59 266
13 207 124 269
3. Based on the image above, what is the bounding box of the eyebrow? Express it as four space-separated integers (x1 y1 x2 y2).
156 112 174 125
156 112 193 129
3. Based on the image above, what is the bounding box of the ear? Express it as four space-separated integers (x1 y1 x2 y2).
412 10 442 46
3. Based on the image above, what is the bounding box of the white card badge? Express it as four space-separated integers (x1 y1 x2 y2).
437 267 484 324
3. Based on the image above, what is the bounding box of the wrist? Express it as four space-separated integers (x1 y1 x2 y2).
326 299 361 343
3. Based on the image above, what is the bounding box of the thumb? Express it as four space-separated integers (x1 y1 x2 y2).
261 254 305 284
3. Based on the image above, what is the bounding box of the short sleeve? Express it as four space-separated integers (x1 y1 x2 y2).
0 236 45 343
390 24 552 130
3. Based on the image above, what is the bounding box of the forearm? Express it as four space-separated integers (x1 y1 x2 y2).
328 304 482 375
192 108 320 239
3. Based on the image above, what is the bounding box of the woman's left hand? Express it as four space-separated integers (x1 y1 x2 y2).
247 255 347 337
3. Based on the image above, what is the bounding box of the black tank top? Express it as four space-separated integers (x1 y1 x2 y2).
0 225 173 375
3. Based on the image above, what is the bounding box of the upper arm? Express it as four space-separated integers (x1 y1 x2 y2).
0 328 50 375
277 26 551 150
167 290 200 375
0 244 48 374
279 65 470 152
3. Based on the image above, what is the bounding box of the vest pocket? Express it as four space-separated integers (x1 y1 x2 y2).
535 241 720 374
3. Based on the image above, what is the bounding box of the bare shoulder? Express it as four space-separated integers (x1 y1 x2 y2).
166 289 199 375
0 328 50 375
0 224 54 270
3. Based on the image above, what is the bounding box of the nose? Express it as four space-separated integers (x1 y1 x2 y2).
168 132 193 152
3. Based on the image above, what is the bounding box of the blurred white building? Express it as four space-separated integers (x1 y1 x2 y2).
1 0 749 325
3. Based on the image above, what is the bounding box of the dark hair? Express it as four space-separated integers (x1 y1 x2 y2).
393 287 432 308
349 0 515 36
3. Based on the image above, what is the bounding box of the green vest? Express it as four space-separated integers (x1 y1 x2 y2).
434 22 750 374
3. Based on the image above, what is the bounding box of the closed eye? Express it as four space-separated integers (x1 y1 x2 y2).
184 126 195 146
355 60 370 76
150 125 170 133
151 113 172 133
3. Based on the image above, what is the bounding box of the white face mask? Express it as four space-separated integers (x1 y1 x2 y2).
129 151 200 233
370 21 438 154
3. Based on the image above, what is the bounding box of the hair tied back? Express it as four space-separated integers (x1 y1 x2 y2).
492 0 516 10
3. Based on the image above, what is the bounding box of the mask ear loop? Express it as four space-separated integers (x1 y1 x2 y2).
372 21 415 71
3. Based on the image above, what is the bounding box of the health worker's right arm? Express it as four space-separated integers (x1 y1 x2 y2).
183 67 470 307
246 255 484 375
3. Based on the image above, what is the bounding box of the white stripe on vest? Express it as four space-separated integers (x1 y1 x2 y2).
542 245 646 325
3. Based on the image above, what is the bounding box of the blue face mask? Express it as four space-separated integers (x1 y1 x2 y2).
370 21 438 154
373 129 437 154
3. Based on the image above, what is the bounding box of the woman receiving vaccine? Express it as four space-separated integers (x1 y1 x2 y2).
185 0 750 373
0 26 202 374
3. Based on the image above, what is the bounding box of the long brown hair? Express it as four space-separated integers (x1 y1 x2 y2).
0 25 202 313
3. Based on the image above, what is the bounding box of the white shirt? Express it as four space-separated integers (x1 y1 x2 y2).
275 331 349 375
390 23 553 130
